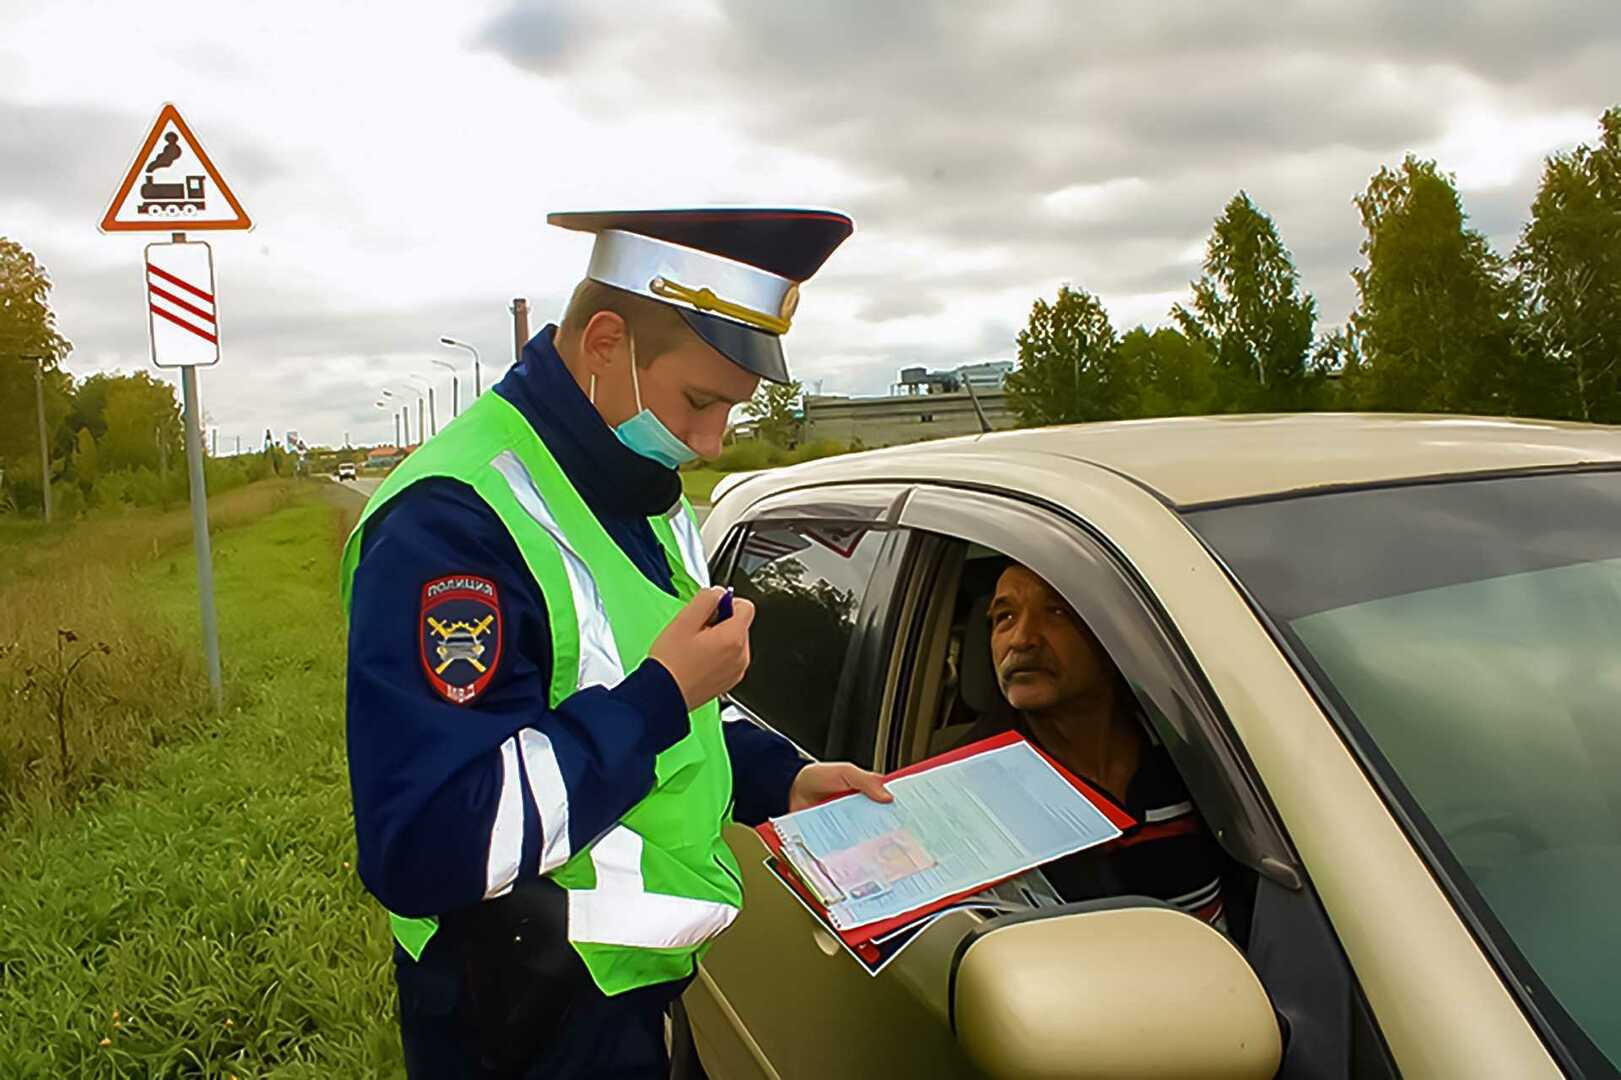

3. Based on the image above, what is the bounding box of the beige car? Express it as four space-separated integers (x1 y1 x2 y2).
673 414 1621 1080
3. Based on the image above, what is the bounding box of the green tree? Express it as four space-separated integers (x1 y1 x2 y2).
1115 326 1218 418
742 379 804 446
1349 156 1529 415
0 238 73 495
1311 324 1367 408
1005 285 1126 426
63 373 119 445
1513 106 1621 424
71 427 99 490
100 373 182 472
1172 192 1320 412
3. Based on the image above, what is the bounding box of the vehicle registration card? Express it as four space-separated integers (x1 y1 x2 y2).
771 739 1122 930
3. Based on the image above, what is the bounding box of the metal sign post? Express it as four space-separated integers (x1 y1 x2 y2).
177 312 223 708
152 231 224 707
142 230 225 707
102 103 250 711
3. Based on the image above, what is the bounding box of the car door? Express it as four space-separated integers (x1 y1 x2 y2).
690 475 1350 1080
891 482 1405 1079
685 485 991 1080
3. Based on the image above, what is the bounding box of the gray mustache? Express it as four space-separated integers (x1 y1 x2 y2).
998 651 1053 679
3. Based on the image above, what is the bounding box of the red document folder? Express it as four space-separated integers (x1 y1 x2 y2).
754 730 1137 957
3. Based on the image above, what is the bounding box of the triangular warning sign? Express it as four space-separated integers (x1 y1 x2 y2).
100 103 253 233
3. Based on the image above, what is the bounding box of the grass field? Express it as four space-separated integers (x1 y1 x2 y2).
0 486 401 1076
679 467 725 505
0 482 308 822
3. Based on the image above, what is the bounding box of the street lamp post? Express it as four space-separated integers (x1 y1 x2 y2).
432 359 461 418
440 337 481 400
375 400 398 448
382 382 427 444
406 375 435 437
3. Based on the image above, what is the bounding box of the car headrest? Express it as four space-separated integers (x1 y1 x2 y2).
959 593 1002 716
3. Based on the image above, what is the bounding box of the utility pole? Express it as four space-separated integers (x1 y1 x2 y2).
510 298 529 369
1072 333 1086 422
428 387 438 436
33 357 51 524
417 396 424 445
236 434 241 455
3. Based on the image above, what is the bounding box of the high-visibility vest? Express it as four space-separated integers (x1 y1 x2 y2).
340 390 742 997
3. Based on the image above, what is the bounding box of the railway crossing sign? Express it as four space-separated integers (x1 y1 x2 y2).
101 104 242 712
144 241 220 368
100 103 252 232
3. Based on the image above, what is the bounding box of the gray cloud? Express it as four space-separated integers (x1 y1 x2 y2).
8 2 1615 447
477 0 1620 341
473 3 594 71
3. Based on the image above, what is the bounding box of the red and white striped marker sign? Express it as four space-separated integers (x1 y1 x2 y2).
144 241 220 368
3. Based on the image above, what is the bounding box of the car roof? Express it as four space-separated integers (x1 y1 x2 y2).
760 414 1621 508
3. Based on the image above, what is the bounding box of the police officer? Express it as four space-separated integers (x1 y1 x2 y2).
341 208 889 1078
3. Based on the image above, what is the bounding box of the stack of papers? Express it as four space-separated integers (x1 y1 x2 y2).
758 731 1134 975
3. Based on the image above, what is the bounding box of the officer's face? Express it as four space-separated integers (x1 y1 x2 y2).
989 565 1116 714
635 336 760 461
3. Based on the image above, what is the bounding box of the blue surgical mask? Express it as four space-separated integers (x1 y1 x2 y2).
591 336 699 470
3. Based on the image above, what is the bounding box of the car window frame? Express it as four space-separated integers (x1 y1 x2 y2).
711 483 921 766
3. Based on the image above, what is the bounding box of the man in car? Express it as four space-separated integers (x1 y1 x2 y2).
961 562 1228 922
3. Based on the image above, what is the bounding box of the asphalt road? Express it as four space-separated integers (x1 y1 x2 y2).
335 476 383 500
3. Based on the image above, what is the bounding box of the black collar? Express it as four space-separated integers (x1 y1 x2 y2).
492 325 683 519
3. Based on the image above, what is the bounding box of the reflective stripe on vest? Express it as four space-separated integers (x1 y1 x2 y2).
667 508 711 590
485 736 524 900
490 449 740 950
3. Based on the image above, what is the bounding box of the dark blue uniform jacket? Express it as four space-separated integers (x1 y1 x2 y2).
345 326 804 919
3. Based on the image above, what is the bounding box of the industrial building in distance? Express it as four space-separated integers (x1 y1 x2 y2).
800 361 1015 449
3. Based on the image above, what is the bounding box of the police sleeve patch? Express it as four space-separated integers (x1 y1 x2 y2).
419 575 503 705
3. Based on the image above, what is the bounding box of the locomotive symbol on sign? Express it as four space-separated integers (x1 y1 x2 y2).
100 104 253 233
137 132 208 216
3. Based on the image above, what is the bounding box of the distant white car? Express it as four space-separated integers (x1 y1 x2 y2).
337 463 357 481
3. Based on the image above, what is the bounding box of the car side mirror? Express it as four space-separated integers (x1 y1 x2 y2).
952 904 1282 1080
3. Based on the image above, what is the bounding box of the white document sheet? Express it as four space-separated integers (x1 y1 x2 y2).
771 740 1122 930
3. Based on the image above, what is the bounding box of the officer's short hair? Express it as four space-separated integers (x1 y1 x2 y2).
559 279 698 366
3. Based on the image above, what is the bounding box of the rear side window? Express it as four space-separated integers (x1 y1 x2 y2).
727 521 886 757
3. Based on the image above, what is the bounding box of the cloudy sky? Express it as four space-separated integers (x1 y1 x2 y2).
4 2 1618 449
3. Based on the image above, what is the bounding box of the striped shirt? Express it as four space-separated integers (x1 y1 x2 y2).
958 713 1227 925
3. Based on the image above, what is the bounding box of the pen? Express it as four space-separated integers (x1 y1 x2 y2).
706 587 734 627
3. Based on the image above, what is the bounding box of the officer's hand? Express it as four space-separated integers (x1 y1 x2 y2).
788 762 893 812
649 587 757 711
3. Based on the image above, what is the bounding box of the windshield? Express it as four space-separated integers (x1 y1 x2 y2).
1187 469 1621 1074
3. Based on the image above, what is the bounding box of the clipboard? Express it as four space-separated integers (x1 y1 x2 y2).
755 730 1135 951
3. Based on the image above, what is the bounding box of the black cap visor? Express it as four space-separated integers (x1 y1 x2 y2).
679 309 790 384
